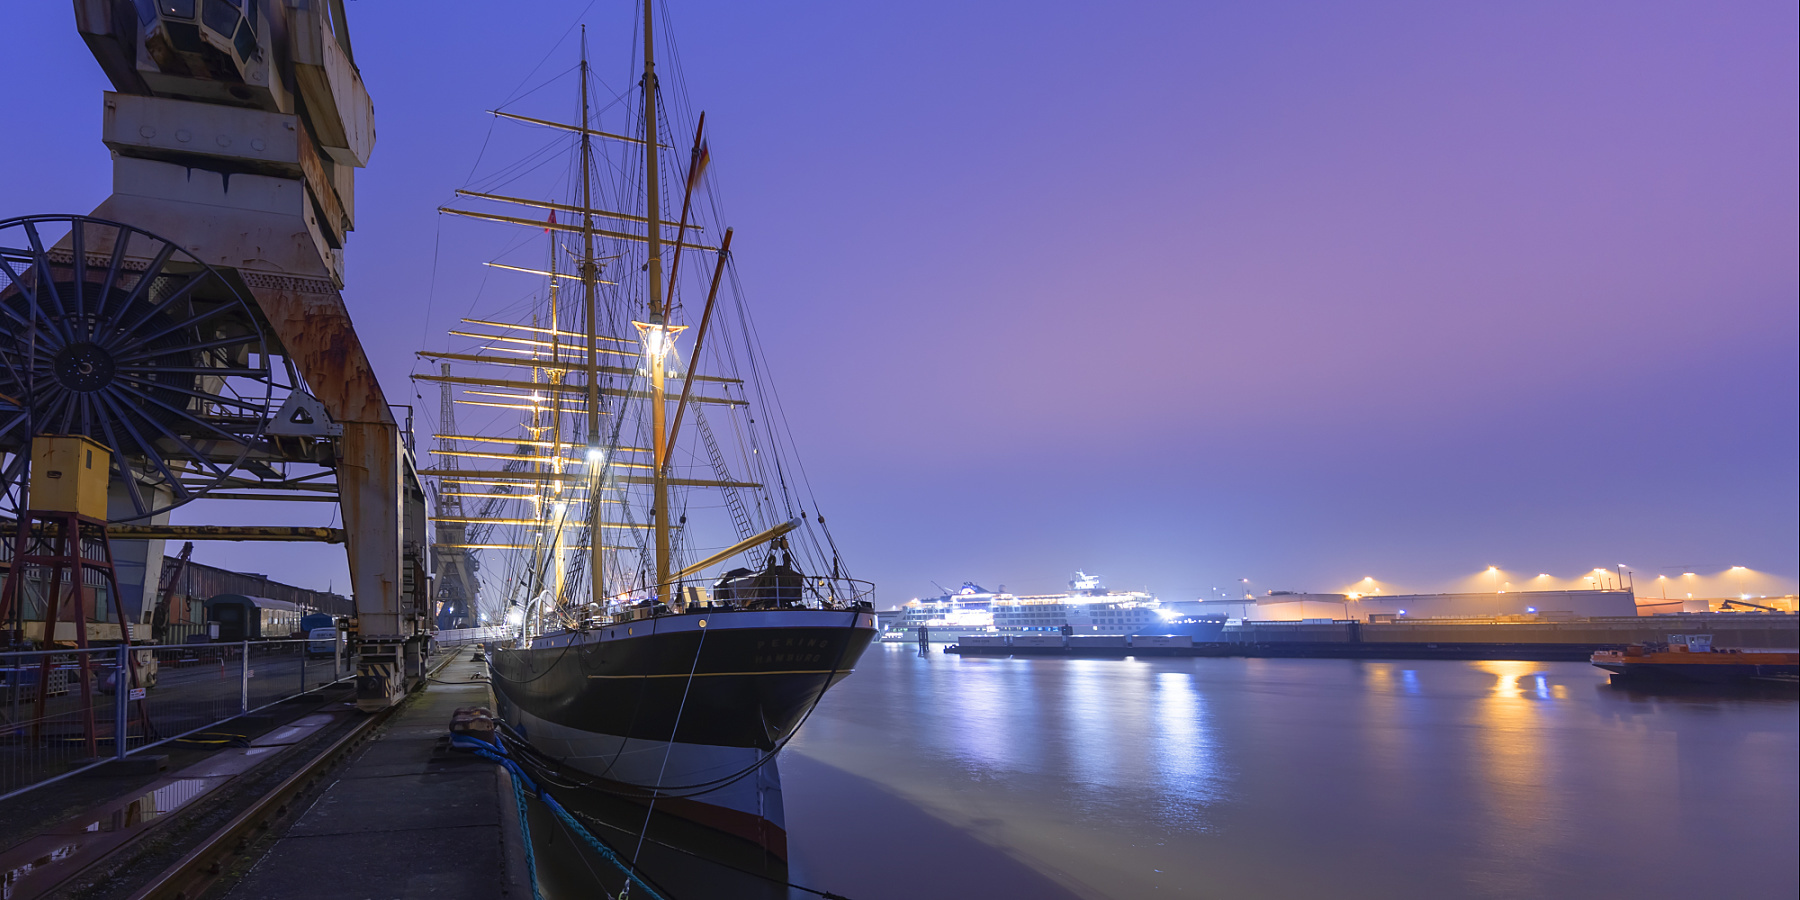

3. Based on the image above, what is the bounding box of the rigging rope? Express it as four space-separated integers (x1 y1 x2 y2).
630 619 707 869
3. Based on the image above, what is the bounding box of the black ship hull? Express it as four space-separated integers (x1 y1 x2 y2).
488 608 878 856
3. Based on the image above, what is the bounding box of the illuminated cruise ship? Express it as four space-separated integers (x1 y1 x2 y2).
882 573 1165 643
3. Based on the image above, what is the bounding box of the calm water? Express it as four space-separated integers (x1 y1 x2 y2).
781 644 1799 900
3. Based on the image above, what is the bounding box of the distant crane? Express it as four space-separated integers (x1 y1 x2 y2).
1721 598 1779 613
150 542 194 643
432 368 481 629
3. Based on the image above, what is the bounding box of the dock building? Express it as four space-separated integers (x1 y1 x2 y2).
1178 589 1640 622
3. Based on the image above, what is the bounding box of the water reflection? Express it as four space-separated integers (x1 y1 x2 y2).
1061 659 1119 793
782 648 1798 900
1152 671 1220 826
946 659 1019 773
1474 659 1546 699
0 776 221 899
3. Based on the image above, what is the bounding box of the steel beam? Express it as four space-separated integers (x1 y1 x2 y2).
107 525 347 543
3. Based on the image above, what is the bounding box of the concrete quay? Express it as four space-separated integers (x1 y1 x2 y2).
220 646 527 899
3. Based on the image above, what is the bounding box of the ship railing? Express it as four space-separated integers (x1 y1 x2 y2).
594 577 877 618
803 577 877 609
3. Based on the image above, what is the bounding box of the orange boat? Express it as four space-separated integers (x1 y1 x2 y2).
1592 634 1799 684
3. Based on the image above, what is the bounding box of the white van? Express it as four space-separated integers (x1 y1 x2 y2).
306 626 340 658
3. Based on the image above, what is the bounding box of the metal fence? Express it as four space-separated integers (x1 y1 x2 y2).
436 626 505 645
0 638 356 801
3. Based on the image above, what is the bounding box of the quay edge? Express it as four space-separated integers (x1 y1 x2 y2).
946 613 1800 662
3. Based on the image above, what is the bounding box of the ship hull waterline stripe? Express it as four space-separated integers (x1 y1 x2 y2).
498 703 791 860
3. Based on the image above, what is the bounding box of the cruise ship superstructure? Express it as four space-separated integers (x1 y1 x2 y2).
883 572 1163 643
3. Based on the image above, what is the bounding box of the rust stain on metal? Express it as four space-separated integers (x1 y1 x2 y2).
241 273 391 425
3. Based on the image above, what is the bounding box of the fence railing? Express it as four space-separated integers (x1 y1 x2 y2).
436 626 506 646
0 638 358 801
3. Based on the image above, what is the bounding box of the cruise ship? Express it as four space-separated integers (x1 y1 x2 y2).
883 573 1167 643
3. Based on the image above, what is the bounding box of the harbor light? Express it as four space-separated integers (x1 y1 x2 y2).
505 606 525 627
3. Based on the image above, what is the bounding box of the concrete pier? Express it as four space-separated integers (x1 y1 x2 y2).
223 647 526 898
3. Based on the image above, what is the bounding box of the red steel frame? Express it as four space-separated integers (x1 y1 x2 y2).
0 510 147 755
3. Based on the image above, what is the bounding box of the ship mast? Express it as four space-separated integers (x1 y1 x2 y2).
641 0 673 601
547 217 567 610
579 28 605 606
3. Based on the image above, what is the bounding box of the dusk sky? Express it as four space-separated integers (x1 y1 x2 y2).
3 1 1795 602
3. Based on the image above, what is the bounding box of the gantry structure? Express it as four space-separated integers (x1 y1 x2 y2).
4 1 427 706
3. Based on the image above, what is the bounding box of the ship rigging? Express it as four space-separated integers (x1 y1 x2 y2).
418 16 857 626
415 2 878 858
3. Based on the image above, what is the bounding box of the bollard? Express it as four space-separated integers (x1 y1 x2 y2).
241 640 250 713
115 645 129 760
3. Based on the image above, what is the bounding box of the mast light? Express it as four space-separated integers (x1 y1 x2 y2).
634 321 688 368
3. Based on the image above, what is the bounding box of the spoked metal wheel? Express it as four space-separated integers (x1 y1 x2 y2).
0 215 277 522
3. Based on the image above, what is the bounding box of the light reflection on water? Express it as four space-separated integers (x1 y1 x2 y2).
786 644 1799 900
1152 670 1219 827
1062 659 1119 794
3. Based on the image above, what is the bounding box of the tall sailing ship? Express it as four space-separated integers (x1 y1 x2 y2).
417 5 876 858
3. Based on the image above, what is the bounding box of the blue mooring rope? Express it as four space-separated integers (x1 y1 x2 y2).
505 759 548 900
455 732 670 900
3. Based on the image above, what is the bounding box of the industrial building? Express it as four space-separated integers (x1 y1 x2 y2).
0 545 350 644
1180 589 1642 622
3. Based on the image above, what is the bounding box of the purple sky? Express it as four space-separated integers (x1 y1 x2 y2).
4 1 1795 601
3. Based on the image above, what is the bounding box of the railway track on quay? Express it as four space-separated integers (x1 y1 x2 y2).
5 649 468 900
122 703 397 900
